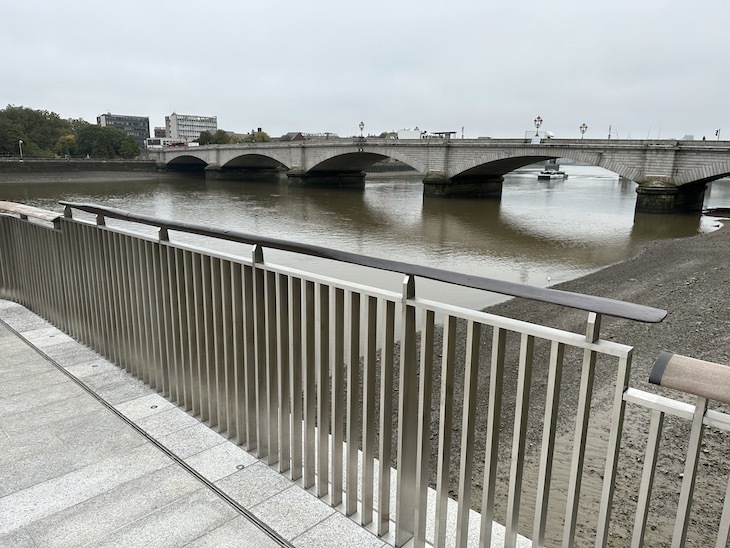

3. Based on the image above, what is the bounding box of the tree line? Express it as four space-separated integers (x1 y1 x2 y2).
0 105 140 159
197 129 271 145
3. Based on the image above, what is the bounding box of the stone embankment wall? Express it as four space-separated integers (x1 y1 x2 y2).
0 159 158 173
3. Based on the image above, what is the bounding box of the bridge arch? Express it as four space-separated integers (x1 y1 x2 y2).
165 154 208 172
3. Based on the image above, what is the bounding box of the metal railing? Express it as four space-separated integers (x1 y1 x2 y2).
0 200 727 547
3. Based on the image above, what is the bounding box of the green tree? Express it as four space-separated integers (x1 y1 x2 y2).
0 105 72 156
0 118 23 156
54 134 77 156
243 130 271 143
76 125 139 158
118 139 140 159
212 130 231 144
197 130 213 145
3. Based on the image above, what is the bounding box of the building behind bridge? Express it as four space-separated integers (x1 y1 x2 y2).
165 112 218 143
97 112 150 149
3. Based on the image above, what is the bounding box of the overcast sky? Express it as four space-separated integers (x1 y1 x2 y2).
2 0 728 140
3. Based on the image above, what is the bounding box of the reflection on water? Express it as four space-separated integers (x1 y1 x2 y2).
1 166 727 308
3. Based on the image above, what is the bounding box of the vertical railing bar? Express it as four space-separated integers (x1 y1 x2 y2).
479 327 507 545
100 228 117 361
179 248 195 412
563 311 602 547
595 350 632 547
154 241 171 397
191 251 205 419
127 233 144 376
136 237 152 383
316 283 331 496
302 280 316 486
277 273 291 472
163 244 180 404
201 255 215 426
80 224 99 351
53 228 68 325
434 314 457 547
378 299 395 536
331 287 346 508
0 219 9 299
20 223 36 310
361 295 379 525
265 269 279 463
346 290 361 516
103 228 122 368
145 239 163 392
715 473 730 548
533 340 566 546
79 224 100 352
242 263 257 451
671 396 708 548
52 220 68 336
210 256 223 429
630 409 664 548
138 239 153 387
66 221 84 343
220 259 235 438
288 276 303 478
231 262 245 444
395 275 418 547
252 246 268 458
505 333 535 547
414 308 436 547
110 228 126 367
455 320 482 548
114 231 133 373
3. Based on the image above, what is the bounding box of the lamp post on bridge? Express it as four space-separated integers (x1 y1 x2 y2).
579 123 588 139
534 115 542 137
359 121 364 138
18 139 23 160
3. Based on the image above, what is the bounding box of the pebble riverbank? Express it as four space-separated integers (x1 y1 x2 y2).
466 222 730 545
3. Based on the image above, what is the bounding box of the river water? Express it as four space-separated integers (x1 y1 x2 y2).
2 165 728 309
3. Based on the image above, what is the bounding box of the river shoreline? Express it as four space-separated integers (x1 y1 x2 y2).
464 224 730 545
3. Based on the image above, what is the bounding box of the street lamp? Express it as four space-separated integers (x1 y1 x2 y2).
359 121 364 138
579 123 588 139
18 139 23 160
534 115 543 137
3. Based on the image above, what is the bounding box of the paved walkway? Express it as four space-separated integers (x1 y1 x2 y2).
0 300 387 548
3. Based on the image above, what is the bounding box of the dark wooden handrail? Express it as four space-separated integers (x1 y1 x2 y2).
59 200 667 323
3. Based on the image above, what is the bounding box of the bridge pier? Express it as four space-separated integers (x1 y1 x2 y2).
286 169 366 188
205 164 282 182
635 180 707 214
422 172 503 198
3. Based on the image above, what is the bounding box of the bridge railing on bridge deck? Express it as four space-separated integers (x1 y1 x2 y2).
0 200 728 547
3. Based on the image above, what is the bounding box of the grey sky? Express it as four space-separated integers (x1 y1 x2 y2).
2 0 728 140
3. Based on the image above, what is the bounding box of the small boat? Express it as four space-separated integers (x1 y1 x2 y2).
537 162 567 181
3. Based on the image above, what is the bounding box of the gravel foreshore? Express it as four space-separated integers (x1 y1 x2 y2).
466 222 730 545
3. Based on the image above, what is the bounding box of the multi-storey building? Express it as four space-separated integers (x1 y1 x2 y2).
165 113 218 143
97 113 150 149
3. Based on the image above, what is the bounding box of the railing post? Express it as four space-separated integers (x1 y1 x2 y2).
595 348 632 547
672 396 708 548
395 275 417 547
564 311 602 546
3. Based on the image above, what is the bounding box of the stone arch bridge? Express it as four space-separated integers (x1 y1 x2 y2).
146 138 730 213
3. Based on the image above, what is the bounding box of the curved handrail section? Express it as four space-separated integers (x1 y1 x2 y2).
59 200 667 324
